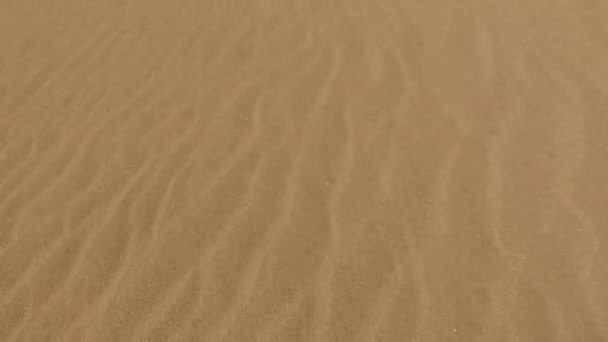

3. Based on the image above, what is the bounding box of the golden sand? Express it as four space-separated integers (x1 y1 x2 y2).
1 1 608 341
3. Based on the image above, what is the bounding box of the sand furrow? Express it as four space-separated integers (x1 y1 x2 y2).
136 268 203 342
2 2 608 341
166 51 328 342
61 86 269 339
254 291 306 341
182 95 285 341
77 79 282 340
0 18 117 131
354 251 404 342
6 159 153 341
136 90 272 339
173 40 336 342
0 46 176 230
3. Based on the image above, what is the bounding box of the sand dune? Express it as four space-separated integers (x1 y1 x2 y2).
2 0 608 341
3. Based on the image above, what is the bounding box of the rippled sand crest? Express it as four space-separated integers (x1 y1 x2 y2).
1 0 608 341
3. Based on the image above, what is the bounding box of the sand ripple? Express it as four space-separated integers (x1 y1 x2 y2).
1 1 608 341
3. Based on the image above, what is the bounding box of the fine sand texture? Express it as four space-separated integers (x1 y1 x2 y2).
2 1 608 341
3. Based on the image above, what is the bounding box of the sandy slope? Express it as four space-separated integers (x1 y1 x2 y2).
1 0 608 341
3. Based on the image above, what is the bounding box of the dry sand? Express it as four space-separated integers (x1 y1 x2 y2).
1 0 608 341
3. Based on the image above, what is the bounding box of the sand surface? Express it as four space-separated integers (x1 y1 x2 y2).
2 1 608 341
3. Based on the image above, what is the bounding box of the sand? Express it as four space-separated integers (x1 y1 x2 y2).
1 0 608 341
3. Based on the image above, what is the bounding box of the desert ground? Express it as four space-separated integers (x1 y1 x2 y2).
1 0 608 341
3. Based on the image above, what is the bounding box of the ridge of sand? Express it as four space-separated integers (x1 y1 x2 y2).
1 1 608 341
